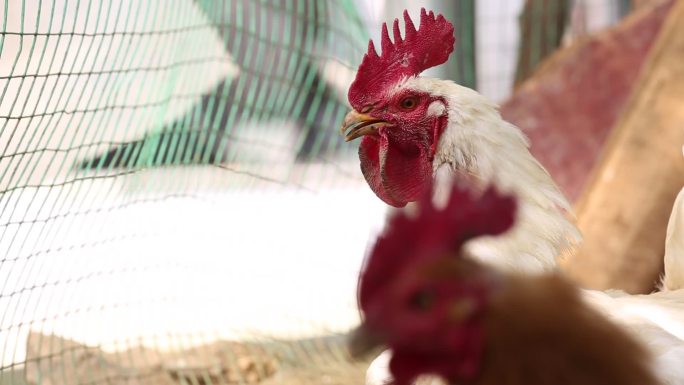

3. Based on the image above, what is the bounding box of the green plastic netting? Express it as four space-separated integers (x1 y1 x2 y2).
0 0 631 384
0 1 375 384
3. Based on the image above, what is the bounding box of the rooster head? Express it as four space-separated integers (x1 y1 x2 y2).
341 8 455 207
350 182 516 385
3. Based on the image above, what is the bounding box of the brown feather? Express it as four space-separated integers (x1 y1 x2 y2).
478 273 661 385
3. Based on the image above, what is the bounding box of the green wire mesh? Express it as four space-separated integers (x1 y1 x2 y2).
73 0 367 171
1 1 373 384
514 0 571 87
440 0 477 90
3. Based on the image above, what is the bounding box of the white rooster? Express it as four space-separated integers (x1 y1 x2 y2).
340 9 581 274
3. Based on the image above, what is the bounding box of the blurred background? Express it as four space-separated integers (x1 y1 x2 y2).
0 0 680 384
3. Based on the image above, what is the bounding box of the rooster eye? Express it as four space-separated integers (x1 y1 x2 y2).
408 289 435 311
399 96 418 110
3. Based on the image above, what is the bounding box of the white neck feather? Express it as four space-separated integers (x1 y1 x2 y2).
406 77 581 273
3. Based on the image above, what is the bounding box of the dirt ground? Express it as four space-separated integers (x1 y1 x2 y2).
23 331 369 385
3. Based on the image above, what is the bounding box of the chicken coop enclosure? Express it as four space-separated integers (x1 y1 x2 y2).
0 0 680 384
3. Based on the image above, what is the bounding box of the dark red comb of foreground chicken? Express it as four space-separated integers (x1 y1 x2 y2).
357 185 515 314
350 183 660 385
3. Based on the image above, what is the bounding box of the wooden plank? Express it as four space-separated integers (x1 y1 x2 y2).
501 0 674 202
560 0 684 293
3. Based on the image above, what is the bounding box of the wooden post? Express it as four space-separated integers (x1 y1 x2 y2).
561 0 684 293
513 0 570 87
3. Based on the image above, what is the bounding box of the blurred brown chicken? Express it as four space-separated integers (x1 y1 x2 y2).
350 182 661 385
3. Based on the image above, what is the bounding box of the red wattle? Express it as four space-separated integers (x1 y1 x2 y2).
359 134 433 208
359 136 404 207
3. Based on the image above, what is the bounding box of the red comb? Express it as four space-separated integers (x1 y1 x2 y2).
358 182 516 311
348 8 455 110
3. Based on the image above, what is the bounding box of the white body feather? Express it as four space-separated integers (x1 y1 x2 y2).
582 289 684 385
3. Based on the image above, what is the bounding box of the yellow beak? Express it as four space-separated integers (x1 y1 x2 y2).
340 110 390 142
347 324 385 359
